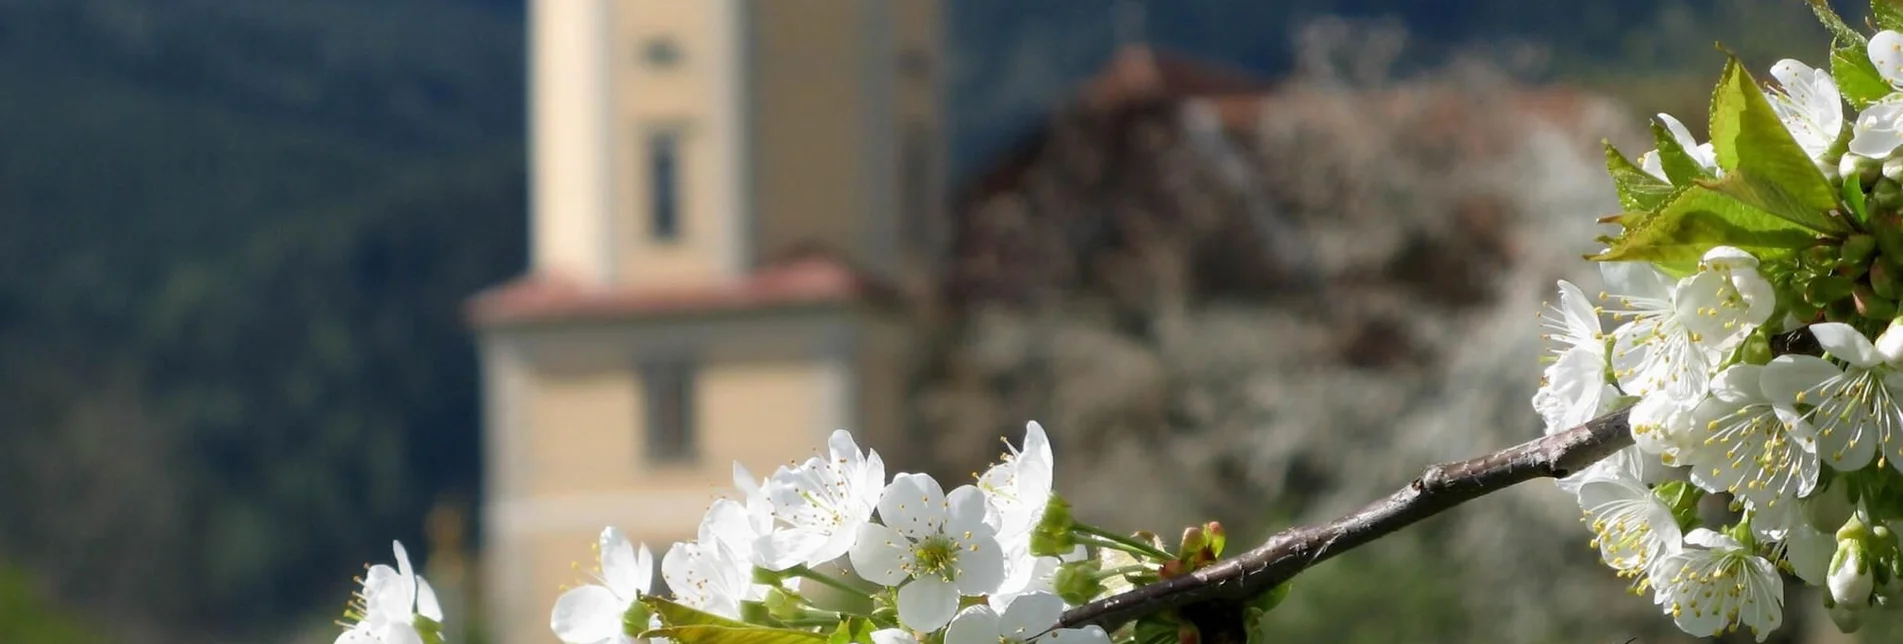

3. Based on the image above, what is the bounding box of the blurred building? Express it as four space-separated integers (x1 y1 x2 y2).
465 1 940 642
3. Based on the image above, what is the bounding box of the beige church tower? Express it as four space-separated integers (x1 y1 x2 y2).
466 1 941 642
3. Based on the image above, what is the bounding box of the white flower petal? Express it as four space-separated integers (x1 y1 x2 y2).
998 592 1065 638
334 627 378 644
880 473 948 540
1852 103 1903 158
848 522 914 587
1872 30 1903 88
871 629 919 644
1601 261 1674 301
600 528 647 600
383 626 426 644
551 585 628 644
1046 626 1113 644
953 533 1006 596
415 576 443 623
945 485 992 536
1761 355 1841 405
944 605 1002 644
897 575 960 632
756 528 830 572
1811 323 1881 367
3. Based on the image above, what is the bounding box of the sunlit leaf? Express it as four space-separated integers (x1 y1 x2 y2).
1592 186 1821 263
651 625 829 644
1833 45 1891 109
1811 0 1869 45
1605 142 1676 212
1707 54 1847 233
646 596 752 629
1650 120 1710 187
1877 0 1903 32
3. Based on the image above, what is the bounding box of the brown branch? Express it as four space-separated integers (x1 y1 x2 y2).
1057 407 1634 634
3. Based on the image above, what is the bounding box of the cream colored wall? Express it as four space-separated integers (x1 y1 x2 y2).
749 1 870 266
609 0 750 287
481 309 863 643
530 0 615 282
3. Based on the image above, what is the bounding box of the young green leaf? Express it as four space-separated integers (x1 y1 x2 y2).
1651 119 1710 186
651 625 830 644
1812 0 1869 45
1835 45 1893 109
646 596 754 629
1605 142 1676 212
1847 174 1872 226
1592 185 1821 263
1707 54 1849 233
827 618 875 644
1878 0 1903 32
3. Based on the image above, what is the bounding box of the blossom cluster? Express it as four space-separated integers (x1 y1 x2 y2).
1534 6 1903 639
332 424 1176 644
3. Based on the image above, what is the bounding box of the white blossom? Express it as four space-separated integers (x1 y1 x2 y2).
944 593 1109 644
1682 364 1820 506
849 473 1005 632
756 430 886 570
552 528 653 644
1602 248 1773 403
1576 456 1683 580
978 421 1056 542
1534 279 1620 433
664 503 762 620
1767 59 1843 165
338 541 444 644
1762 322 1903 473
1652 529 1784 641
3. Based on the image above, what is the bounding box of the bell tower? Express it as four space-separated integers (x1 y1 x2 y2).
470 1 940 642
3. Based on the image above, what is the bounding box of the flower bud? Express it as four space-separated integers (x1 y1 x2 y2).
1831 538 1875 607
1884 156 1903 182
1053 560 1107 605
1806 275 1856 306
1843 153 1880 187
1030 495 1077 557
1876 179 1903 211
1874 262 1899 300
1204 521 1226 558
1855 284 1897 320
1844 234 1880 268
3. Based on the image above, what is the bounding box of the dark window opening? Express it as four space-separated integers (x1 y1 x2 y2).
642 360 696 463
648 131 682 242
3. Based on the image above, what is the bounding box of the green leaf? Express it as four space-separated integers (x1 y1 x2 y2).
827 617 875 644
1707 55 1848 233
647 596 754 629
1834 45 1892 109
651 625 829 644
1592 185 1821 263
1812 0 1869 45
1878 0 1903 32
1604 141 1676 212
1651 119 1710 186
1847 173 1872 226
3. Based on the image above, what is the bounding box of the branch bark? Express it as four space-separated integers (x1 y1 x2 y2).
1057 407 1634 634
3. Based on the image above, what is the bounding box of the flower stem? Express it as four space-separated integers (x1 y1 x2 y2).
1095 564 1152 580
786 565 875 601
1075 524 1175 561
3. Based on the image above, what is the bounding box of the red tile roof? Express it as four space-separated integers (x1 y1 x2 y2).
466 254 868 327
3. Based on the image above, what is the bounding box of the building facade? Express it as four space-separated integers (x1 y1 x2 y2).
467 2 940 642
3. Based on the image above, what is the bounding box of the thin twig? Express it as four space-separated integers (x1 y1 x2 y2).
1057 407 1634 632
